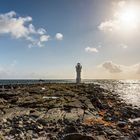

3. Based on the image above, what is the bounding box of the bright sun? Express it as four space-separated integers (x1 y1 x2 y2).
116 5 140 30
120 9 137 23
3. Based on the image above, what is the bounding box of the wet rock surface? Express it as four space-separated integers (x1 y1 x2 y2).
0 83 140 140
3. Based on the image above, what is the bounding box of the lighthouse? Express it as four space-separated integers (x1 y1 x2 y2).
76 63 82 84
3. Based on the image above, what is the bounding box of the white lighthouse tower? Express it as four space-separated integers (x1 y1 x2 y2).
76 63 82 84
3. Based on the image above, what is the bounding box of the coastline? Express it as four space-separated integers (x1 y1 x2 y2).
0 83 140 140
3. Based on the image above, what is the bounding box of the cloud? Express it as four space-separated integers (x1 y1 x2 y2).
0 11 33 38
40 35 50 42
0 11 63 48
99 61 140 77
101 61 122 73
37 28 46 35
119 43 128 49
1 60 140 79
55 33 63 40
98 20 120 32
134 64 140 74
98 0 140 32
85 47 99 53
118 1 126 7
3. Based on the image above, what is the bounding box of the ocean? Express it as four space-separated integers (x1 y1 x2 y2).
86 80 140 107
0 79 139 107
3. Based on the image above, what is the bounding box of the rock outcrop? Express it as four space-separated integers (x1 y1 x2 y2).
0 83 139 139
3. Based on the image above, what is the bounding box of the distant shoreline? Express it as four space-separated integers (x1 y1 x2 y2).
0 79 139 86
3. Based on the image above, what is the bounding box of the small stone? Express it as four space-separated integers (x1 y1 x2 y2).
37 124 43 130
95 135 107 140
19 121 23 125
3 119 7 123
32 133 39 138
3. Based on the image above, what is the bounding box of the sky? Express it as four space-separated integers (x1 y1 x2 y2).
0 0 140 79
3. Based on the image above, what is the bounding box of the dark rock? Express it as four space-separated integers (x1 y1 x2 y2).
63 134 94 140
91 97 104 109
136 127 140 137
132 120 140 127
63 126 78 134
0 83 140 139
120 135 139 140
36 118 47 126
117 121 127 128
9 97 18 103
104 127 122 136
29 109 36 114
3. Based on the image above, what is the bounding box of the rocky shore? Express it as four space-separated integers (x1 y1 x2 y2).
0 83 140 140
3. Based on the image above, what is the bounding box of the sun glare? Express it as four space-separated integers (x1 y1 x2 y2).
116 5 140 30
119 8 138 28
120 9 137 22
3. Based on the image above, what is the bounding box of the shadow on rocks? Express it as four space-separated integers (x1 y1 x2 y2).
62 134 94 140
